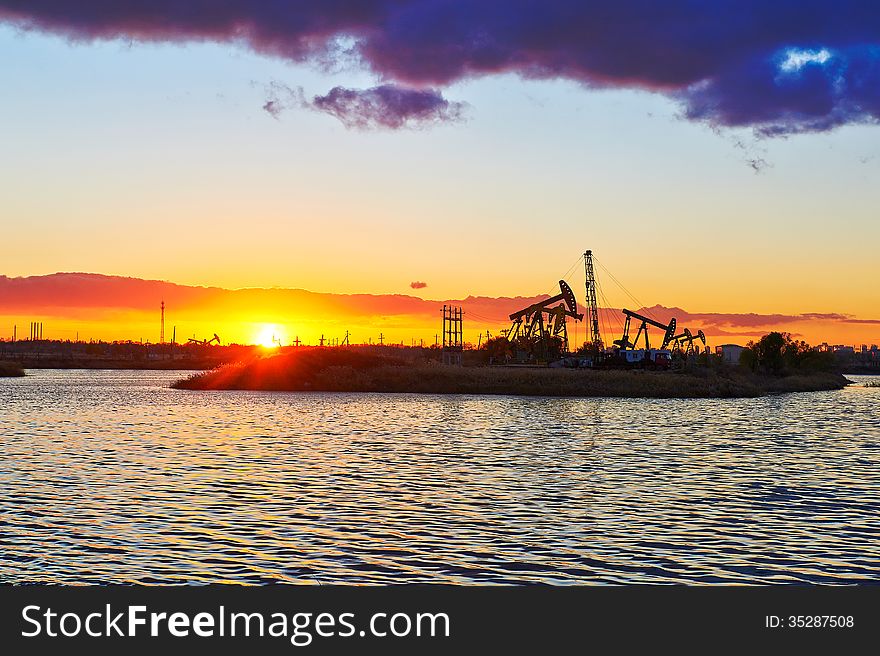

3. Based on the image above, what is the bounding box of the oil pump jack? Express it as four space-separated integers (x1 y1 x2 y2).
187 333 221 346
614 310 676 351
507 279 583 359
670 328 707 356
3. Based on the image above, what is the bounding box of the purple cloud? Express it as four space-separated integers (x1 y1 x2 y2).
258 81 464 128
311 85 464 129
3 2 880 135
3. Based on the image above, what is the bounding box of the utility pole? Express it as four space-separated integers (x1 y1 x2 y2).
378 333 384 346
319 334 326 347
294 336 301 347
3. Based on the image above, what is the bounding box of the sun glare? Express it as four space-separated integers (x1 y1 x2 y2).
254 324 284 348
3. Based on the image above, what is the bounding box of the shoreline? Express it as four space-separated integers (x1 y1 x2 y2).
170 352 850 399
5 358 221 371
0 361 25 377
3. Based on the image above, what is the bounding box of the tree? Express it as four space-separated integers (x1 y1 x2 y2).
743 331 833 375
752 331 787 374
481 336 513 364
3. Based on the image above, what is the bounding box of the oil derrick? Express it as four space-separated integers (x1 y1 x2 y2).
507 280 583 361
583 250 602 350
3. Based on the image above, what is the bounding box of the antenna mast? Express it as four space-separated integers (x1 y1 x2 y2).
160 300 165 344
583 250 603 350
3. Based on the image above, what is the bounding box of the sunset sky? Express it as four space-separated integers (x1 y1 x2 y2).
1 3 878 346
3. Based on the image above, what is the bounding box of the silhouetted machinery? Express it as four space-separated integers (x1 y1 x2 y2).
187 333 221 346
611 309 709 367
613 309 676 351
507 280 583 359
670 328 706 355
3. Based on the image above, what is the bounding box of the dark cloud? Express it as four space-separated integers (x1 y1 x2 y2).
259 80 463 129
2 2 880 135
410 281 427 289
311 85 464 129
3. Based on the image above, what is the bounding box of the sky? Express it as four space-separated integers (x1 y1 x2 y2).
1 3 878 345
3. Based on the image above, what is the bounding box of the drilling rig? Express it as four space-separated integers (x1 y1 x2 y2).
506 280 583 362
583 250 603 351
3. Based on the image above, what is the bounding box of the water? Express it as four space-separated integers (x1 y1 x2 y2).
1 369 879 584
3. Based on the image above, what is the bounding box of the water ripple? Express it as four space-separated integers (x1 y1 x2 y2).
1 370 879 584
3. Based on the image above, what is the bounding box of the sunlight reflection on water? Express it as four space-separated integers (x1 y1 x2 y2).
1 370 879 584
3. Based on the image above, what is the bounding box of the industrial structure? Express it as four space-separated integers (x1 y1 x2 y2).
613 309 677 351
505 279 583 361
187 333 221 346
479 248 712 368
441 305 463 366
583 250 602 351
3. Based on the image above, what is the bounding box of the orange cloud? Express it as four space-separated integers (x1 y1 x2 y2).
0 273 877 347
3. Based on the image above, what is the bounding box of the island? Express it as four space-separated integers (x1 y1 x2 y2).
171 348 848 398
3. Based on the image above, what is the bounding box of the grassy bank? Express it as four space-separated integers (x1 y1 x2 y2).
0 361 26 377
172 349 848 398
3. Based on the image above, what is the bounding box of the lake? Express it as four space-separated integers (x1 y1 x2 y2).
2 369 878 584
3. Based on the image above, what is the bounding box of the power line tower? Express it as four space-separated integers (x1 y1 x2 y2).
160 300 165 344
441 305 463 366
583 250 603 350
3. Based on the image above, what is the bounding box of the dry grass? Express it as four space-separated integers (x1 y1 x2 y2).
0 361 25 377
172 349 848 398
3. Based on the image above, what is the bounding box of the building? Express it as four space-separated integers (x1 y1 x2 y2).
715 344 746 364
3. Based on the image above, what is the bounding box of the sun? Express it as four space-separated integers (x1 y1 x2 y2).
254 324 284 348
